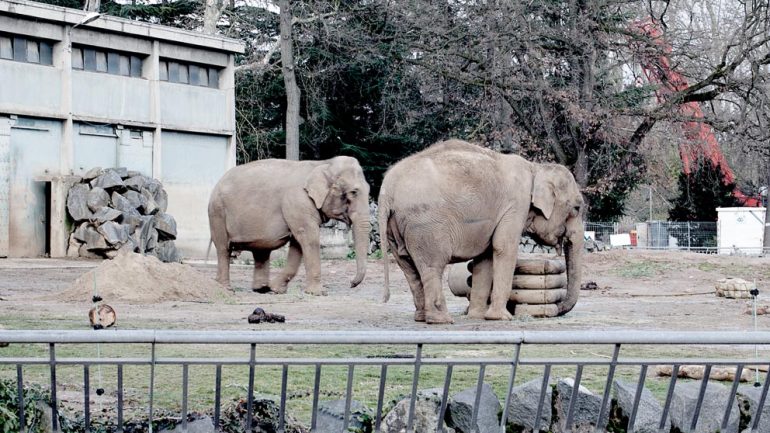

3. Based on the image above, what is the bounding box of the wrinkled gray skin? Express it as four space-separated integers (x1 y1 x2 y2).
379 140 584 323
208 156 371 295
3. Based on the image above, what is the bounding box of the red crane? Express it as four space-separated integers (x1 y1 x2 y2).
633 20 760 206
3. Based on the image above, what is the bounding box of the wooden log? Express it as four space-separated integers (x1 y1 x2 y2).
655 365 756 382
467 258 566 275
510 288 566 304
512 303 559 318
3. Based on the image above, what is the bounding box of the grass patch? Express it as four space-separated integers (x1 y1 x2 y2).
611 260 676 278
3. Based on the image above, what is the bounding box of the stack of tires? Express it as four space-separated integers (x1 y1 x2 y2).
448 258 567 318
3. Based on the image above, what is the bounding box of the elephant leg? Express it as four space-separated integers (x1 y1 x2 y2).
291 225 325 296
468 252 493 319
392 253 426 322
485 221 520 321
415 263 453 324
251 249 272 293
270 240 302 294
215 245 231 289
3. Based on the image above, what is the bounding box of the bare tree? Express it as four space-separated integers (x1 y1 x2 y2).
83 0 99 12
203 0 225 34
280 0 301 160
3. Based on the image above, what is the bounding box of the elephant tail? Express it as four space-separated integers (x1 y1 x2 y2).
205 238 213 264
378 196 391 303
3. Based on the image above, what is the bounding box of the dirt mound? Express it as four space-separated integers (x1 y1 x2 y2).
51 252 228 303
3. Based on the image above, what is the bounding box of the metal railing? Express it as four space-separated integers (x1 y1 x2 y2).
1 330 770 433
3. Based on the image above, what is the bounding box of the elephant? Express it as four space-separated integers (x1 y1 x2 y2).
208 156 371 295
378 139 583 323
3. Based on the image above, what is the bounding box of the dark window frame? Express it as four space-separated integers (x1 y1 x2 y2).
72 44 146 78
0 33 53 66
159 58 222 89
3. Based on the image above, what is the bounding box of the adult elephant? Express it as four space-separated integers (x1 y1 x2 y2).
378 139 583 323
208 156 371 295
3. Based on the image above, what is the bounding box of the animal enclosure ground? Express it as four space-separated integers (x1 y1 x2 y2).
2 250 770 421
3 249 769 332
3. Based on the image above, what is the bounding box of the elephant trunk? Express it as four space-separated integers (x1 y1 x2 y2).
556 217 584 316
349 211 371 288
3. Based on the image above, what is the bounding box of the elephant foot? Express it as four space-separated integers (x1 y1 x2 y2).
252 285 272 294
484 308 513 321
467 307 487 319
426 311 454 324
269 280 289 294
414 310 426 322
305 284 327 296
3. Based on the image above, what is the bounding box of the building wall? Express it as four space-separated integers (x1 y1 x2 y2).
0 60 62 116
8 117 62 257
0 0 242 258
161 131 229 255
72 71 152 124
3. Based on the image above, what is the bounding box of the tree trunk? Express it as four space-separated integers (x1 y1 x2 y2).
203 0 224 34
763 166 770 252
83 0 100 12
280 0 301 161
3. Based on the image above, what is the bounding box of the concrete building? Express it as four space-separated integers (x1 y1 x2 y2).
0 0 244 258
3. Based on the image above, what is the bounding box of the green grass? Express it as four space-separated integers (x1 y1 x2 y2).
611 260 677 278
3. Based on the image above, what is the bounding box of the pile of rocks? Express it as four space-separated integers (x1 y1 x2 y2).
65 167 180 262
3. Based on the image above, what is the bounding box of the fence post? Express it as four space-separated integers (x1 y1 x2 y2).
688 222 691 252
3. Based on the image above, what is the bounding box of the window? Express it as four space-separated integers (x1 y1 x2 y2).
159 59 220 88
72 46 144 78
0 34 53 66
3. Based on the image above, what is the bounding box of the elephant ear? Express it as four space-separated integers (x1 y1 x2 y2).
532 170 555 220
305 164 331 209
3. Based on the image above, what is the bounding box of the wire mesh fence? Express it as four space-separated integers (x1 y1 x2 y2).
585 221 719 253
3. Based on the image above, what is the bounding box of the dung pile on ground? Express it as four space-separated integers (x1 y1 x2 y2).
66 167 180 262
53 252 228 303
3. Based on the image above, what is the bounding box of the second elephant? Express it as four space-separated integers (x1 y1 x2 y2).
208 156 371 295
378 139 584 323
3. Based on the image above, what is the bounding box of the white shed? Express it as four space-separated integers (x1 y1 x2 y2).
717 207 766 255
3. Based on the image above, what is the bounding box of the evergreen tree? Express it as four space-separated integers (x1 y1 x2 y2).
669 156 739 221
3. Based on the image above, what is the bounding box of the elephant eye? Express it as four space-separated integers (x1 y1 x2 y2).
347 189 358 197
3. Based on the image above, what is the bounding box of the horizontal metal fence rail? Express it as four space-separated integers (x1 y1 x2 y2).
2 330 770 433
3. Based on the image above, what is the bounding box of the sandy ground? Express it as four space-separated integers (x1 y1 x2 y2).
2 249 770 333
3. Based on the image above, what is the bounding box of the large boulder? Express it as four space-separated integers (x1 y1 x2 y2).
90 170 124 190
506 377 552 432
158 416 215 433
738 384 769 432
314 399 372 433
154 212 178 240
97 221 130 245
611 380 663 433
86 187 110 212
553 378 603 433
381 389 456 433
111 191 134 213
91 207 122 224
446 383 501 433
66 184 92 221
669 381 739 433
